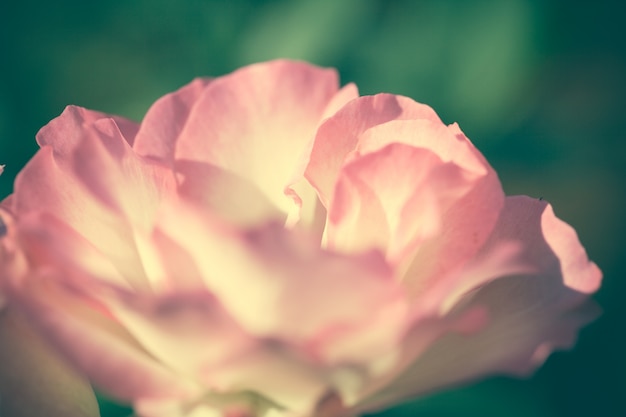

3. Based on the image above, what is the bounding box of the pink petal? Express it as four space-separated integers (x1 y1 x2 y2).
9 213 192 401
474 196 602 302
125 201 412 414
13 149 139 278
284 177 327 236
70 117 177 229
419 240 532 315
18 112 181 290
15 197 406 415
36 105 138 155
14 145 94 217
14 117 177 287
150 228 207 291
20 106 176 230
367 121 504 297
306 94 441 207
14 148 162 290
0 209 25 296
356 121 490 175
0 307 100 417
17 211 146 291
133 78 212 164
326 143 476 266
174 60 340 222
337 306 488 411
351 196 601 413
8 212 216 407
320 83 359 120
155 201 405 345
285 81 358 231
8 270 198 403
176 160 285 226
78 235 338 414
104 290 255 385
326 119 504 297
538 199 602 296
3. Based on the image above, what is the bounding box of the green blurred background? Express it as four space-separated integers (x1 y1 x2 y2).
1 0 624 416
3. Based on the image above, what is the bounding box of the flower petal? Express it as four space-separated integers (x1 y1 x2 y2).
356 121 489 175
176 160 285 226
306 94 441 207
155 201 404 345
14 111 178 289
133 78 212 164
337 306 488 411
17 211 142 290
326 142 475 266
71 117 177 229
13 148 144 283
326 119 504 299
36 105 138 155
320 83 359 120
351 196 601 413
364 120 504 297
174 60 340 222
104 290 255 387
21 105 176 230
14 150 163 291
8 269 199 403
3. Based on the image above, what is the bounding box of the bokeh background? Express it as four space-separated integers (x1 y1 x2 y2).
1 0 624 416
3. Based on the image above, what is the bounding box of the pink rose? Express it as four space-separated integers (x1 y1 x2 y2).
0 60 601 417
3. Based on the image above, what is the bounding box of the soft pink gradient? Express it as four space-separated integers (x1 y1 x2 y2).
0 60 601 417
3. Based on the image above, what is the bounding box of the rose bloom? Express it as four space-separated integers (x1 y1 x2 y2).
0 60 601 417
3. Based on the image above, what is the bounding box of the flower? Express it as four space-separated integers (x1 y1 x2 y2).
0 60 601 417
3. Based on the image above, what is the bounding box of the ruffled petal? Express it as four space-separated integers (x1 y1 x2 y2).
335 306 488 411
350 196 601 413
176 160 285 226
13 148 145 284
306 94 441 207
133 78 212 164
87 261 336 415
356 121 489 175
326 142 476 266
3 209 171 411
155 200 405 346
104 290 255 386
320 83 359 121
20 105 176 230
7 269 198 403
17 197 407 416
286 82 358 231
174 60 340 223
15 156 164 292
36 105 138 154
70 117 177 229
16 211 144 290
366 121 503 296
325 119 504 297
